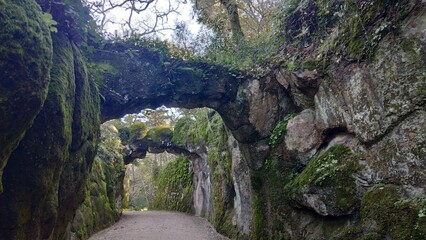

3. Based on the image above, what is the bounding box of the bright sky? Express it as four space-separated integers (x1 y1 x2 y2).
91 0 201 40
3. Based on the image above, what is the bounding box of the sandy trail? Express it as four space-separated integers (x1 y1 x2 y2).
88 211 229 240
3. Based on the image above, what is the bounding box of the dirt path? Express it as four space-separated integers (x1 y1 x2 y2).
88 211 229 240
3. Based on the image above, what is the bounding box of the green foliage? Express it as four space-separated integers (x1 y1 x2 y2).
203 28 284 70
172 109 211 145
269 113 296 146
42 13 58 33
152 156 193 212
120 36 199 61
86 62 118 87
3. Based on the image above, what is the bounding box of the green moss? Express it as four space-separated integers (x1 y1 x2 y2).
251 190 267 240
248 155 299 239
284 144 361 213
172 109 211 145
172 110 238 238
128 122 148 140
360 184 426 239
72 136 125 240
280 0 416 72
87 62 118 87
269 113 296 147
0 0 52 193
152 156 193 212
146 126 173 143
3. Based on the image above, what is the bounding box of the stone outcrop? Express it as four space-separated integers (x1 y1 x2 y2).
0 1 99 239
0 0 52 194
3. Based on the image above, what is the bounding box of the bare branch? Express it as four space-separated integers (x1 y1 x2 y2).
85 0 185 38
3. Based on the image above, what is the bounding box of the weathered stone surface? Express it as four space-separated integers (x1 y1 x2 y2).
285 109 322 162
0 0 52 193
245 78 287 138
315 10 426 143
94 46 241 122
362 110 426 197
286 145 362 217
277 69 322 109
228 135 252 235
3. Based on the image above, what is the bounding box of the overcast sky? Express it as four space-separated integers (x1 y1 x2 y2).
93 0 201 40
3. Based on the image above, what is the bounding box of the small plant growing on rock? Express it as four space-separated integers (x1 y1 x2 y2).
269 113 296 146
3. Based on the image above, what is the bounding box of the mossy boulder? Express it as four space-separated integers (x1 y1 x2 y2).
52 40 100 240
359 184 426 239
146 126 173 143
285 144 362 216
71 155 125 239
0 0 52 194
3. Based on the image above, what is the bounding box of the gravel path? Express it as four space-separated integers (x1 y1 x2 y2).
88 211 229 240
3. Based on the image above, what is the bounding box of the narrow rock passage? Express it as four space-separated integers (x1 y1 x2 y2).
88 211 229 240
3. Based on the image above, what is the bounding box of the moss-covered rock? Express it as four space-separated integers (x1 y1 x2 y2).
146 126 173 143
285 144 362 216
0 31 75 240
0 0 52 194
152 156 193 212
0 25 100 239
71 122 125 239
71 157 124 239
359 184 426 239
52 40 100 240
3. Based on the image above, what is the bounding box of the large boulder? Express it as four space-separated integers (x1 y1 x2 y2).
0 0 52 194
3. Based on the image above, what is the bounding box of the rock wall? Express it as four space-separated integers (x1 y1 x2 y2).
125 125 214 218
241 0 426 238
0 1 100 239
0 0 52 194
69 123 125 240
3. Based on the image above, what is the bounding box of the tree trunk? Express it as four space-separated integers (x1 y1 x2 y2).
220 0 245 41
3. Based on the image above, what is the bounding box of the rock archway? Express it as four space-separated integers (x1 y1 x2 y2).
124 128 213 218
93 43 296 170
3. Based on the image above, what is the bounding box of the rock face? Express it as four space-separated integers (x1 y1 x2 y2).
69 123 125 240
0 0 52 194
246 0 426 238
0 1 100 239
